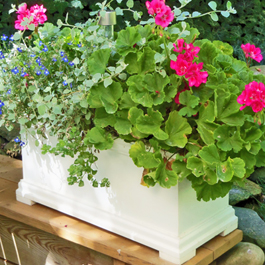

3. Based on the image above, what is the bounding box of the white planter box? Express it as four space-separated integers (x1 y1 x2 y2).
16 132 238 264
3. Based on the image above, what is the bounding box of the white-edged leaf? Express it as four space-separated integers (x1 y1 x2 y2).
208 1 217 10
221 11 230 18
210 12 218 21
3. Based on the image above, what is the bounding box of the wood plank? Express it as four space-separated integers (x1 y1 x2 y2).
203 229 243 259
183 247 213 265
0 156 22 183
0 257 18 265
0 215 113 265
113 259 127 265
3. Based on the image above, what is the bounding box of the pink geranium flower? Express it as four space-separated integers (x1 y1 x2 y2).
170 54 191 76
155 5 174 28
237 81 265 112
184 62 208 87
173 39 185 53
146 0 166 16
241 43 263 63
14 3 47 30
30 5 47 25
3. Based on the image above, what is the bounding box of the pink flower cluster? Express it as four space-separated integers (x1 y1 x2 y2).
145 0 174 28
237 81 265 113
15 4 47 30
241 43 263 63
170 39 208 87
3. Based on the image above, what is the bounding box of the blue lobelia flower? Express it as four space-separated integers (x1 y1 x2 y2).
44 69 49 76
17 47 23 52
36 70 41 76
14 137 21 143
9 35 14 41
42 46 48 52
63 80 68 86
62 57 68 63
60 51 65 57
69 61 74 66
1 34 8 41
11 67 19 74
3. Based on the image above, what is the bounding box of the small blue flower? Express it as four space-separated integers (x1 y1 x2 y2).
14 137 21 143
0 54 4 59
20 141 25 147
42 46 48 52
67 42 72 45
39 40 43 46
40 65 46 70
52 57 57 62
1 34 8 41
69 61 74 66
63 80 68 86
21 72 28 77
6 89 11 94
44 69 49 76
60 51 65 57
70 83 72 88
30 54 36 57
36 58 41 64
9 35 14 41
11 67 19 74
0 101 4 107
77 43 82 48
36 70 41 76
17 47 23 52
0 110 2 115
62 56 68 63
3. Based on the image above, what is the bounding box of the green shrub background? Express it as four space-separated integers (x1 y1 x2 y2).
0 0 265 64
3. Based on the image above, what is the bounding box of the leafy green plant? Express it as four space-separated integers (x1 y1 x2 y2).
1 0 265 201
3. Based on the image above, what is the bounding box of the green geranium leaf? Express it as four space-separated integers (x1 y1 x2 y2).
189 175 233 201
187 157 205 177
114 110 132 135
165 110 192 147
171 160 191 182
196 101 218 145
136 108 163 134
239 148 256 177
231 157 246 179
199 144 220 164
125 47 156 75
90 82 122 114
85 127 113 150
198 41 218 65
215 90 244 126
127 75 153 107
216 158 233 182
153 129 169 140
213 40 233 55
87 48 111 75
179 90 200 117
244 127 263 142
214 125 244 152
129 141 161 168
94 108 116 128
119 92 138 110
156 162 178 188
128 107 144 125
116 27 142 56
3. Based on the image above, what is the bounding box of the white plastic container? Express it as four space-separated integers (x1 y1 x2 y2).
16 131 238 264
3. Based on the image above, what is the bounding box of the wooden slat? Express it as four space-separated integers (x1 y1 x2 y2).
183 247 213 265
113 259 127 265
0 215 113 265
0 257 18 265
203 229 243 260
0 156 22 183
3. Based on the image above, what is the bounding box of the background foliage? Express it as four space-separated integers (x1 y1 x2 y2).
1 0 265 65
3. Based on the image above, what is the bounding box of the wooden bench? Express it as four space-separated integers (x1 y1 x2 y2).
0 155 242 265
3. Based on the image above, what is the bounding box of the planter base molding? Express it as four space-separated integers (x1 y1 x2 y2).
16 134 238 264
0 155 243 265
